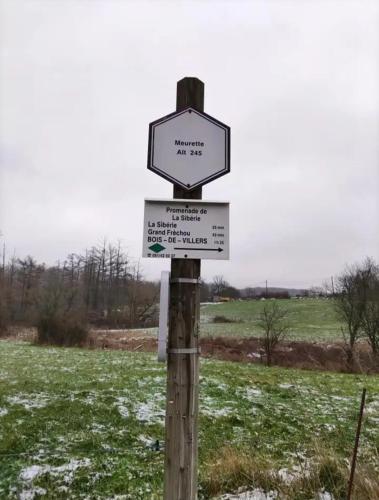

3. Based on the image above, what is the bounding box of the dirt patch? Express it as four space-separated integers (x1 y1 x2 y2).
88 329 157 352
89 329 378 373
200 336 379 373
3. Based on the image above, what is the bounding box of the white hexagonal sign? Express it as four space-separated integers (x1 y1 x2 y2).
148 107 230 190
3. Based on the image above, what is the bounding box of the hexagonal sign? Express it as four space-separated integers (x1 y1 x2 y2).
148 107 230 190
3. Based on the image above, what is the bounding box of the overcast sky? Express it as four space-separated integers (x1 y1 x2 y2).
1 0 378 289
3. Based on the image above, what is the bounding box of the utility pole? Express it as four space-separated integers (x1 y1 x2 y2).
331 276 335 296
265 279 268 298
164 77 203 500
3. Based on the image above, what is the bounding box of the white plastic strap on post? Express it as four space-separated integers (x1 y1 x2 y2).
158 271 170 363
170 277 201 284
168 348 201 355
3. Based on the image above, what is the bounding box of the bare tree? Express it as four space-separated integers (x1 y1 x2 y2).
257 301 290 366
363 298 379 356
126 262 159 327
16 256 44 321
361 262 379 356
211 275 229 298
0 235 7 333
199 279 211 302
309 286 325 298
335 258 378 367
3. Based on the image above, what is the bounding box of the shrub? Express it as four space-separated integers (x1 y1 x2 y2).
212 315 242 324
36 313 88 347
257 301 290 366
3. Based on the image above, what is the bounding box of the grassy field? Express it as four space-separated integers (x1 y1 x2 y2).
200 298 342 342
1 341 378 499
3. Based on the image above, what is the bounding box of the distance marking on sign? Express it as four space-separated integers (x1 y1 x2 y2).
142 198 229 260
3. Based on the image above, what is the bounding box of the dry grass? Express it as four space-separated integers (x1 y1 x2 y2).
352 460 379 499
201 446 275 497
201 445 379 499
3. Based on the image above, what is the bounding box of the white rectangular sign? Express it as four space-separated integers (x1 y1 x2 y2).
142 199 229 260
158 271 170 362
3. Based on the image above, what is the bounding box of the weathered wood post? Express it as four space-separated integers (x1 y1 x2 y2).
347 388 367 500
164 77 203 500
144 76 230 499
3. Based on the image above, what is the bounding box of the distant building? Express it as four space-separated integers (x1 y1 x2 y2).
213 296 232 303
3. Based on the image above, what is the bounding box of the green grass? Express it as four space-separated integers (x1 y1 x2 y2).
200 298 342 342
0 341 378 499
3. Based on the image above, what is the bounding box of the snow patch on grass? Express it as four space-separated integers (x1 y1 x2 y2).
277 462 311 484
202 406 234 418
278 383 296 389
218 488 278 499
366 399 379 414
247 352 261 359
201 395 235 418
317 491 335 500
20 465 44 482
118 405 129 418
19 458 91 484
0 407 8 417
19 486 47 500
243 387 263 401
115 396 130 418
91 423 106 434
323 423 336 432
138 434 153 446
135 400 165 424
7 393 52 410
330 395 350 402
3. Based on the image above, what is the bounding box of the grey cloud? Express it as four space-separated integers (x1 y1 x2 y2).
1 0 378 288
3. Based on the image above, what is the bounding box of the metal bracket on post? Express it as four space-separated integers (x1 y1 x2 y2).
168 347 201 355
158 271 170 363
170 278 201 284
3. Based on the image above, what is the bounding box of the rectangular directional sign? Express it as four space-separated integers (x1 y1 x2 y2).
143 199 229 260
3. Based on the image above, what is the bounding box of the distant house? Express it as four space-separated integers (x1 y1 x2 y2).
213 296 232 303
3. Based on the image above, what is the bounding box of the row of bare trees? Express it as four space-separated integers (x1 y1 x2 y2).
0 240 159 336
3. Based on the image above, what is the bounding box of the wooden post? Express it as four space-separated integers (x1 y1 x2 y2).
347 388 367 500
163 77 204 500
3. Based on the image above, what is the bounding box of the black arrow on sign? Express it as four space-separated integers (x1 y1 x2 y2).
174 247 223 252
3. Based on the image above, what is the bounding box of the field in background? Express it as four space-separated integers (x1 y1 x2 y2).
200 298 341 342
1 341 378 499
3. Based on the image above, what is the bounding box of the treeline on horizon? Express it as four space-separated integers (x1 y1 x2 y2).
0 238 321 335
0 240 160 332
1 237 378 367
